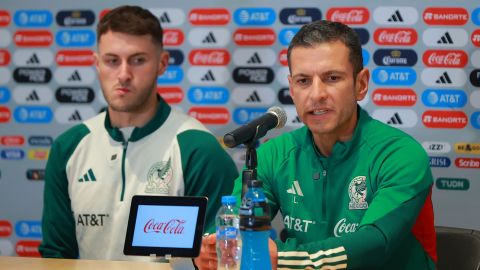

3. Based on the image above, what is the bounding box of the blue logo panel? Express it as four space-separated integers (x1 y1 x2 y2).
157 67 183 84
429 156 451 168
233 107 267 125
14 10 53 27
373 49 417 67
279 28 299 46
1 149 25 160
372 67 416 86
362 49 370 66
354 28 370 45
0 87 10 103
56 30 96 47
279 8 321 25
15 220 42 238
188 87 229 104
422 89 467 108
471 112 480 129
472 8 480 26
233 8 276 26
14 106 53 123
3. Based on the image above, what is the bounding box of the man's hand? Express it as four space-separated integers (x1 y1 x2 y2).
194 234 217 270
269 237 278 270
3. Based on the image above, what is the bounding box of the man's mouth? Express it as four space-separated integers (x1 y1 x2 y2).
312 109 328 115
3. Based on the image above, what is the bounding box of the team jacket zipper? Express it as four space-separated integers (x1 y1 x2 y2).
120 140 128 201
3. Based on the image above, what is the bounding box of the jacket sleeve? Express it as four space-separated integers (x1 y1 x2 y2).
178 130 239 233
39 132 81 258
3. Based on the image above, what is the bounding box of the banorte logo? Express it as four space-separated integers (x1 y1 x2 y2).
157 87 184 104
233 28 276 46
455 158 480 169
326 7 369 25
0 10 11 26
422 110 468 129
189 49 230 66
16 240 41 257
372 88 417 107
423 7 469 25
163 29 184 46
144 218 186 234
14 30 53 47
0 106 11 123
188 8 230 25
423 50 468 68
0 135 25 146
0 220 12 237
188 107 230 125
374 28 417 46
278 49 288 66
0 49 10 66
56 50 94 66
472 29 480 47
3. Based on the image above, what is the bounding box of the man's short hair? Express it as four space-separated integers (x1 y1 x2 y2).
97 5 163 47
287 20 363 78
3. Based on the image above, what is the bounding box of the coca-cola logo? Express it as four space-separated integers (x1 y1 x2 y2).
144 218 186 234
423 50 468 67
374 28 417 46
163 29 184 46
333 218 358 237
189 49 230 66
326 7 369 25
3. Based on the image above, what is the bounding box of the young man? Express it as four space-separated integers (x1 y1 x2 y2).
196 20 436 269
39 5 238 260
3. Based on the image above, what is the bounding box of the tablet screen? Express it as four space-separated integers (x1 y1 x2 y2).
124 195 207 257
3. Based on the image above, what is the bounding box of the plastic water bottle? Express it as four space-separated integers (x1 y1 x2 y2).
216 195 241 270
239 180 272 270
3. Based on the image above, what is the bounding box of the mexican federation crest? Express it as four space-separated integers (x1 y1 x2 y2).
348 176 368 210
145 158 172 194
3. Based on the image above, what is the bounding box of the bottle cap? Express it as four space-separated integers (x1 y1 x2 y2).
221 195 237 205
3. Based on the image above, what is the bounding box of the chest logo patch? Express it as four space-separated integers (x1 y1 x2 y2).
348 176 368 210
145 158 172 194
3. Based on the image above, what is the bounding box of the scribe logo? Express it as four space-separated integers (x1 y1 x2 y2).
55 10 95 27
423 7 469 25
429 156 451 168
326 7 369 24
157 87 184 104
423 50 467 68
188 107 230 125
455 158 480 169
374 28 417 46
455 143 480 155
233 8 276 26
422 110 468 129
372 88 417 106
56 50 94 66
472 29 480 47
16 240 41 257
0 49 10 66
189 49 230 66
163 29 184 46
0 106 11 123
279 8 321 25
436 178 469 191
14 30 53 47
233 28 275 46
189 8 230 25
373 49 417 66
0 220 12 237
421 89 467 108
0 10 11 26
0 135 25 146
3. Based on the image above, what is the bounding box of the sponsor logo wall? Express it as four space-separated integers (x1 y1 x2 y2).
0 0 479 257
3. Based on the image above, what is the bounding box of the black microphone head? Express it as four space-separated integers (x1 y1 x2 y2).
267 106 287 129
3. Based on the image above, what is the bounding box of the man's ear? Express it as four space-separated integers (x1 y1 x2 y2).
288 74 295 103
94 52 100 73
355 68 369 101
157 50 169 76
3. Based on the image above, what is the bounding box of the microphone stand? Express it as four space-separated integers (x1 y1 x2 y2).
241 126 260 198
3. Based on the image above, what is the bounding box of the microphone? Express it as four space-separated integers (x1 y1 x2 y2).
223 106 287 148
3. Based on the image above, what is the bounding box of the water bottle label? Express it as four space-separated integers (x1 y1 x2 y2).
217 226 238 239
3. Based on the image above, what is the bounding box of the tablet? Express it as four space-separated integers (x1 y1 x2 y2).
124 195 208 258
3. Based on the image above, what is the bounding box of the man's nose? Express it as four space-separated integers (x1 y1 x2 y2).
310 78 328 100
118 63 132 84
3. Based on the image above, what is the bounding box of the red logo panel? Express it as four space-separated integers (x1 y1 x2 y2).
189 49 230 66
1 135 25 146
326 7 369 25
422 110 468 129
472 29 480 47
374 28 417 46
372 88 417 106
0 49 10 66
163 29 184 46
0 220 12 237
0 10 10 27
56 50 95 66
455 158 480 169
423 7 469 25
14 30 53 47
233 29 276 46
189 8 230 25
423 50 468 68
0 106 11 123
278 49 288 66
157 87 184 104
16 240 41 257
188 107 230 125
